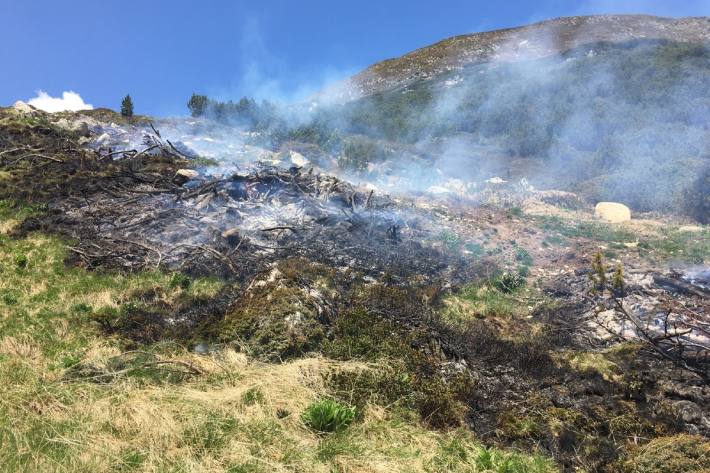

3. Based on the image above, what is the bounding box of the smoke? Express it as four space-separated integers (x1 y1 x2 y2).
27 90 93 113
331 21 709 214
213 17 355 109
162 14 709 217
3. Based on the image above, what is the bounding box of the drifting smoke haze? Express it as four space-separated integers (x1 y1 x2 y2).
409 37 710 212
208 17 356 112
106 14 709 222
300 26 710 217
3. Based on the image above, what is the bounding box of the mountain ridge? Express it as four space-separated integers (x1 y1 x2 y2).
324 14 710 101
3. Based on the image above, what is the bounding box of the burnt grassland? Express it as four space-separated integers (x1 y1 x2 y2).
195 40 710 224
1 108 709 472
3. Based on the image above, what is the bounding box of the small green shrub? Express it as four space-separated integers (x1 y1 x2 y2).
169 272 192 289
241 387 264 406
464 242 485 257
60 352 82 369
324 364 413 412
589 252 607 292
1 291 18 305
220 283 325 361
514 246 533 266
323 307 413 361
14 254 28 269
507 207 524 218
441 231 461 252
338 137 390 172
493 272 525 293
301 399 356 433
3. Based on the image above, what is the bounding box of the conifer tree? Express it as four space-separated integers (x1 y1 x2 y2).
121 95 134 118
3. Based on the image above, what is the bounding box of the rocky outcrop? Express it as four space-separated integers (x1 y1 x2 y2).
12 101 34 114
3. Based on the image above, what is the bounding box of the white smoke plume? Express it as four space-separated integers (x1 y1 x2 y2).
27 90 93 113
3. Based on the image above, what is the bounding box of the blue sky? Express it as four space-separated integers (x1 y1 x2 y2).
1 0 709 115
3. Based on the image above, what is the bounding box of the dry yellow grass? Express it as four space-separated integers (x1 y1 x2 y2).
0 202 557 472
0 345 509 472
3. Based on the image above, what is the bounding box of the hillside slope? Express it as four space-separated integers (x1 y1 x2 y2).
185 16 710 219
329 15 710 100
303 16 710 218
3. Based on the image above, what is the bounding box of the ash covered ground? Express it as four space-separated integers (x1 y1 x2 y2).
1 103 709 471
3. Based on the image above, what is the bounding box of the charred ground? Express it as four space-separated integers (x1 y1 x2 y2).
1 104 709 472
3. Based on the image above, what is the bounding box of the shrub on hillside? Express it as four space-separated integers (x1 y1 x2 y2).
301 399 356 433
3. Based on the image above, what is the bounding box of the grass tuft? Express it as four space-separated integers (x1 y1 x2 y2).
302 399 357 433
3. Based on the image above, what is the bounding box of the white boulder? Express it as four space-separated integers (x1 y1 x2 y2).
595 202 631 223
289 151 309 167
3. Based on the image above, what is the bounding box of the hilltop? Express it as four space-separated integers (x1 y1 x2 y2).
328 15 710 100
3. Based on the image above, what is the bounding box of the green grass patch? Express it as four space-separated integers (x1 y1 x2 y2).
241 386 265 406
426 431 556 473
181 411 239 453
0 200 46 222
514 246 534 267
457 284 520 318
542 235 568 247
533 215 637 243
638 227 710 264
302 399 357 433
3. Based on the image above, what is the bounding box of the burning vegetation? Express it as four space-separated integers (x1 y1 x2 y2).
1 23 710 473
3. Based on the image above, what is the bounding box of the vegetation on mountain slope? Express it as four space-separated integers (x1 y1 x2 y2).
191 39 710 221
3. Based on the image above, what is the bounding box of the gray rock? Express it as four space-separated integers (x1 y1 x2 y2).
75 121 90 137
193 342 210 355
675 400 702 423
173 169 199 186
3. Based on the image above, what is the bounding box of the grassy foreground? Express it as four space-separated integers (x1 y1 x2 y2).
0 200 556 473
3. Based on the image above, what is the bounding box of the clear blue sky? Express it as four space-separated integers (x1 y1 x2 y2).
1 0 708 115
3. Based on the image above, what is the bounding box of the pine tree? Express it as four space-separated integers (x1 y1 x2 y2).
121 95 134 118
187 93 209 117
